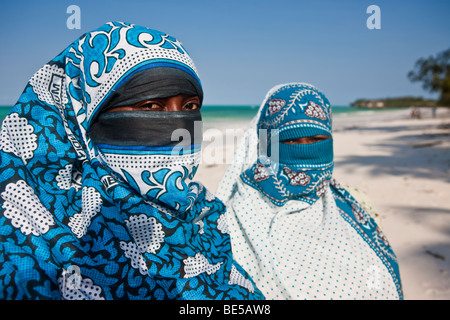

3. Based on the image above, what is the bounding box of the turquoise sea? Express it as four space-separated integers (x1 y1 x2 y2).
199 105 380 121
0 104 385 125
0 106 11 121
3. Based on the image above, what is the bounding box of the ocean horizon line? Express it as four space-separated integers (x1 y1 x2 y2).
0 104 354 108
0 104 404 124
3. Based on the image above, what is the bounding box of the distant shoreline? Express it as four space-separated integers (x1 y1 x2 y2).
350 96 437 109
0 104 405 124
0 105 434 129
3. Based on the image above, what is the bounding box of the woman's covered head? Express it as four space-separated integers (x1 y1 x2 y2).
257 83 333 165
61 21 206 210
60 22 202 125
241 83 335 206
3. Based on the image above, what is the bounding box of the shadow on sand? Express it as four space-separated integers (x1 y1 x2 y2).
335 123 450 182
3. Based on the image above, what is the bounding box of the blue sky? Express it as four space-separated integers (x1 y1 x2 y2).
0 0 449 106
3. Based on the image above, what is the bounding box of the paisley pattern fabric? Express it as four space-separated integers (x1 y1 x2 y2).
0 22 263 300
217 83 403 299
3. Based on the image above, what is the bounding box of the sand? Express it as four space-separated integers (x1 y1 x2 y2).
195 106 450 300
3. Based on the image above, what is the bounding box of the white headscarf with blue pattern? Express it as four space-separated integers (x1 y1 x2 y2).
217 83 403 300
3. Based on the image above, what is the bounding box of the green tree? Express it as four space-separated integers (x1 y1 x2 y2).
408 48 450 106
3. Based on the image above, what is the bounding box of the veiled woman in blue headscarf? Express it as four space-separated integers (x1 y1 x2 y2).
216 83 403 300
0 22 263 300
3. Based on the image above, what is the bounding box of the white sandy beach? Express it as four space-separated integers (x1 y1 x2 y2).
195 107 450 300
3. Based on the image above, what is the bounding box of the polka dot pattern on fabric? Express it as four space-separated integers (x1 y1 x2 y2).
58 266 105 300
0 113 37 162
1 180 55 236
125 214 165 253
183 253 223 278
68 187 103 238
223 183 399 300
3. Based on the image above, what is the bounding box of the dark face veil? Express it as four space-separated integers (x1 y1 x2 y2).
89 65 204 212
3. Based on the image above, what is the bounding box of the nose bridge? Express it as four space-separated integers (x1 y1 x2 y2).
165 96 184 111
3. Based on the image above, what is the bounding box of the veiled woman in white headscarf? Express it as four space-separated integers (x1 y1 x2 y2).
216 83 403 300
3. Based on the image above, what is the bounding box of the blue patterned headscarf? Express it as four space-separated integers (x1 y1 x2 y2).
242 83 334 206
0 22 263 300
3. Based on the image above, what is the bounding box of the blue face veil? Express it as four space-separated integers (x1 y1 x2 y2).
0 22 262 300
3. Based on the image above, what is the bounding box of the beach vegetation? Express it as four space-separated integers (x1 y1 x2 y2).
407 47 450 107
350 96 436 108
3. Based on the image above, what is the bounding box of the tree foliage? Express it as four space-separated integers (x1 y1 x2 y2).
351 96 436 108
408 48 450 106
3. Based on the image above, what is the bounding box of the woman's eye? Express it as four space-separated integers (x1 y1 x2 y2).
184 103 200 111
281 136 329 144
140 103 163 111
306 137 326 144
